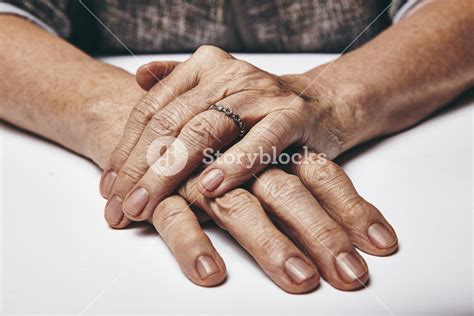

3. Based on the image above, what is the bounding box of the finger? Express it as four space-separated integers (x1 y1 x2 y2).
290 152 398 256
111 52 294 221
110 84 233 221
250 168 370 291
136 61 181 91
109 52 244 210
104 195 132 229
101 47 260 199
99 58 199 199
119 56 274 196
152 195 226 286
177 178 320 294
136 44 237 92
198 103 307 198
104 194 209 228
117 91 270 221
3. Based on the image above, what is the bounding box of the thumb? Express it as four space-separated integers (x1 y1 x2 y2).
136 61 181 90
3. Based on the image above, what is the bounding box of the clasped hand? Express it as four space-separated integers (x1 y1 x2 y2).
99 46 397 293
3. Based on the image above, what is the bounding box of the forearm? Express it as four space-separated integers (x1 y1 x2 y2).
0 15 143 165
303 1 473 152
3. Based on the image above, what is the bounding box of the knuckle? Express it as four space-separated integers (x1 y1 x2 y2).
339 196 370 221
133 96 160 123
181 115 219 149
310 223 347 249
254 230 290 262
253 122 283 148
257 75 280 91
156 199 189 231
211 189 256 222
306 159 345 188
217 60 256 83
233 59 256 74
221 60 278 92
108 145 132 169
319 159 342 176
177 177 200 203
148 111 181 136
117 166 143 186
195 45 225 58
264 173 306 202
195 44 216 54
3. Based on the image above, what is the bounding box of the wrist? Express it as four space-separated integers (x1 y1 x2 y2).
280 67 378 156
80 75 145 168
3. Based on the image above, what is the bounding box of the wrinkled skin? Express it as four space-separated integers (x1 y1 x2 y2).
0 16 400 293
100 46 352 223
97 55 398 293
1 0 472 294
99 109 398 293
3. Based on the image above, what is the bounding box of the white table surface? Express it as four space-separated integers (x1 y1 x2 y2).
1 54 473 315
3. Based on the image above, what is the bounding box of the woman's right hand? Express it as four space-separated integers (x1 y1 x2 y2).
92 97 398 294
92 60 398 293
140 152 398 293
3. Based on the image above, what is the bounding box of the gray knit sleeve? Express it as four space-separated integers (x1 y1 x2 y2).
0 0 70 37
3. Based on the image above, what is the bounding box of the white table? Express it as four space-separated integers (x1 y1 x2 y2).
2 54 473 315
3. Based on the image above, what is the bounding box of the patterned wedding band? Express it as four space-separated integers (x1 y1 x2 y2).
208 104 246 137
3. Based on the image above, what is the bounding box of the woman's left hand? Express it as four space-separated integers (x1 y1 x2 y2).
100 45 357 222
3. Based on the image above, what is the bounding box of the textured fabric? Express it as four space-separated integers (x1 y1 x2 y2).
1 0 71 36
0 2 58 34
0 0 407 54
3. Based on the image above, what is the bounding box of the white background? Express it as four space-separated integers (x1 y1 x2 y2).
1 54 473 315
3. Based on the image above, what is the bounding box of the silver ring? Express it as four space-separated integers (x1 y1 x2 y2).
208 104 246 137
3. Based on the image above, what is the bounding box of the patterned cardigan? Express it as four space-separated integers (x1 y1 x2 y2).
1 0 408 54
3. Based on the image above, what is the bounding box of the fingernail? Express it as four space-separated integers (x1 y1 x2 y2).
284 257 316 284
101 171 117 198
336 252 367 283
105 195 123 225
200 169 224 192
196 255 219 279
368 222 397 249
123 188 149 216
